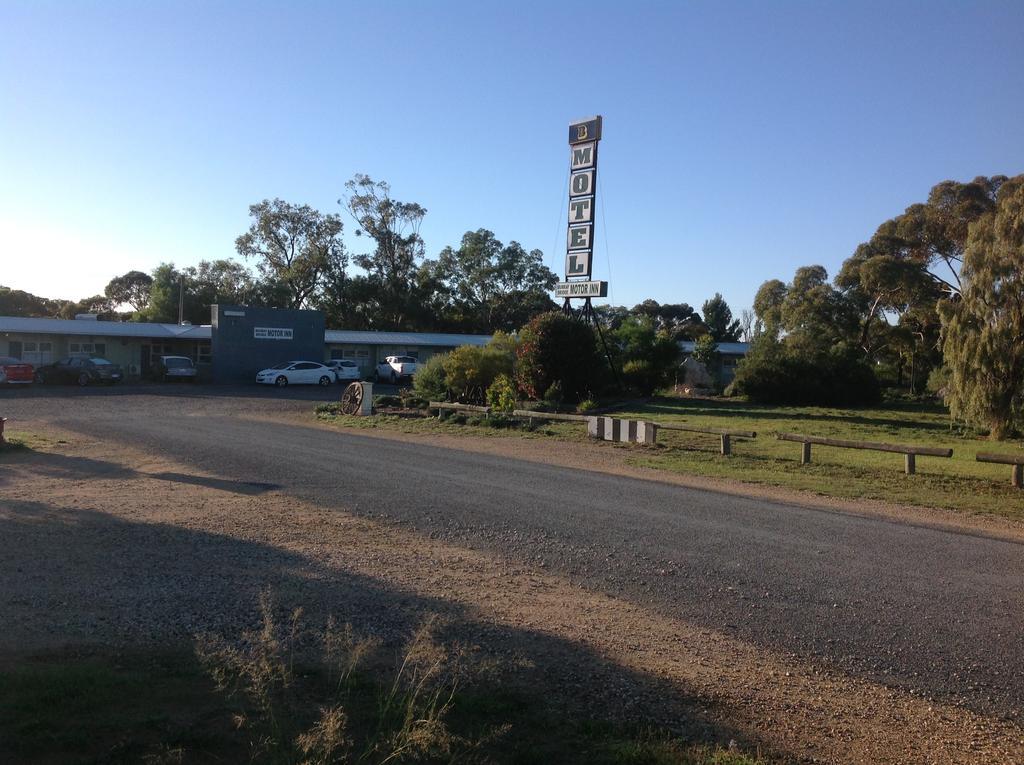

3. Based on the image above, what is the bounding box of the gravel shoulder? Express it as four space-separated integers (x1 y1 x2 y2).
2 432 1023 764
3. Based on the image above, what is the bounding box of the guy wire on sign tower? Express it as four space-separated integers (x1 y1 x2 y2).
556 116 620 385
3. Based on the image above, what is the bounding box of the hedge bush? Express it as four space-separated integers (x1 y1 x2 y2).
730 336 880 406
515 311 604 403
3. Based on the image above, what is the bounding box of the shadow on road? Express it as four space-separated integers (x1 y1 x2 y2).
0 498 785 761
5 451 280 496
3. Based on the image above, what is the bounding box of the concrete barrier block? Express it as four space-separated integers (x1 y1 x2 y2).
587 416 601 438
619 419 638 443
637 421 659 445
604 418 621 442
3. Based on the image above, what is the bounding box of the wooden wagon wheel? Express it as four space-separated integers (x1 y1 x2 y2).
340 381 364 415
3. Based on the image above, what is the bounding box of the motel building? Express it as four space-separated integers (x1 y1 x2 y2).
0 305 491 383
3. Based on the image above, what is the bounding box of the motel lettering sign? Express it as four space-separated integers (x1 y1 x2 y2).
555 280 608 298
558 115 608 301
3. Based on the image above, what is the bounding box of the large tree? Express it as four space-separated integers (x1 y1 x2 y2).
939 175 1024 440
143 259 275 325
0 287 67 317
836 176 1006 358
341 174 426 329
424 229 557 333
235 198 346 310
630 299 705 340
104 270 153 312
701 293 741 342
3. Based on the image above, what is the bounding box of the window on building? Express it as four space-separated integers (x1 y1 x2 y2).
69 342 95 357
21 341 54 365
196 343 211 363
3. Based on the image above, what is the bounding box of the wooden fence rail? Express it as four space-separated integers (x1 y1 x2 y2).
511 409 591 424
976 452 1024 488
430 402 491 418
657 423 757 455
776 432 953 475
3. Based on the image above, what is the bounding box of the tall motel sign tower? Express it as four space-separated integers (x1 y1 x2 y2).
556 115 609 322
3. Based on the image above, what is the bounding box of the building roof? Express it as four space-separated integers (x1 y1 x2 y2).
0 316 493 347
324 329 491 347
0 315 212 339
679 340 750 355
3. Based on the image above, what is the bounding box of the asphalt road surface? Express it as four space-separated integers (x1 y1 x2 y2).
4 387 1023 722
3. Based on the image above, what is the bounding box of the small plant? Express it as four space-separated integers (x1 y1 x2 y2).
412 353 449 402
542 380 564 409
577 398 599 413
195 592 482 764
373 394 402 409
486 373 518 414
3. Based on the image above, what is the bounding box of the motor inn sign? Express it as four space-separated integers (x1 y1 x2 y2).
559 115 608 300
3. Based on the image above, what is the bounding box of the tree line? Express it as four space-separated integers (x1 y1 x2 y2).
735 173 1024 439
2 173 745 342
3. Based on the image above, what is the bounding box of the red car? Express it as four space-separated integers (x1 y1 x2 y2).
0 356 34 385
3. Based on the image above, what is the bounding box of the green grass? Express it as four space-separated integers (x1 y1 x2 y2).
0 430 66 454
316 398 1024 521
615 396 1024 520
0 650 762 765
317 406 582 441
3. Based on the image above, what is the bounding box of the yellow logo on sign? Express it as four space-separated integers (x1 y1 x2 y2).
577 125 588 140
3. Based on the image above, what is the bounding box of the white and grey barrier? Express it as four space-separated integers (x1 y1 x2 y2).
587 417 659 445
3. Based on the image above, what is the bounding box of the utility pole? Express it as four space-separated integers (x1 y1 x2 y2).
178 275 184 324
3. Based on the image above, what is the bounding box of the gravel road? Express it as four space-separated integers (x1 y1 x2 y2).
3 387 1023 725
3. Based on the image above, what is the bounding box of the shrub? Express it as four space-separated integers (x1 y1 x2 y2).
486 373 518 414
439 334 517 403
731 336 880 406
926 366 951 398
373 394 402 408
413 353 449 402
542 380 564 408
444 346 512 398
515 311 604 403
690 334 721 390
611 316 681 396
577 398 599 413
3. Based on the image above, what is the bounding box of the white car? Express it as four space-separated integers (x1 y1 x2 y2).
325 359 361 382
256 361 335 387
375 355 418 383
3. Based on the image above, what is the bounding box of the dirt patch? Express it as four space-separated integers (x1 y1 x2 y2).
2 434 1022 763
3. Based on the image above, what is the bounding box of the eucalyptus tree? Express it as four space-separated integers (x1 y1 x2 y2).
235 198 346 310
939 175 1024 439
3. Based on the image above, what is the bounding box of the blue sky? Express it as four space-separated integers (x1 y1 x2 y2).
2 1 1022 316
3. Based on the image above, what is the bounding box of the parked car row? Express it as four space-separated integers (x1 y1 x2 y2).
0 356 35 385
2 353 418 388
34 357 124 386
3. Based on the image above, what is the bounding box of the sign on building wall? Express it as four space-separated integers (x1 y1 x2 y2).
558 116 609 299
254 327 294 340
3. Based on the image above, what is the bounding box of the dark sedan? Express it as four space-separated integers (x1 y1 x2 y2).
35 357 124 386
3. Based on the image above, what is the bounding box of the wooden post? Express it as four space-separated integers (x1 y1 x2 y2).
1014 464 1023 489
720 433 731 456
0 417 6 444
905 453 916 475
800 442 811 464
